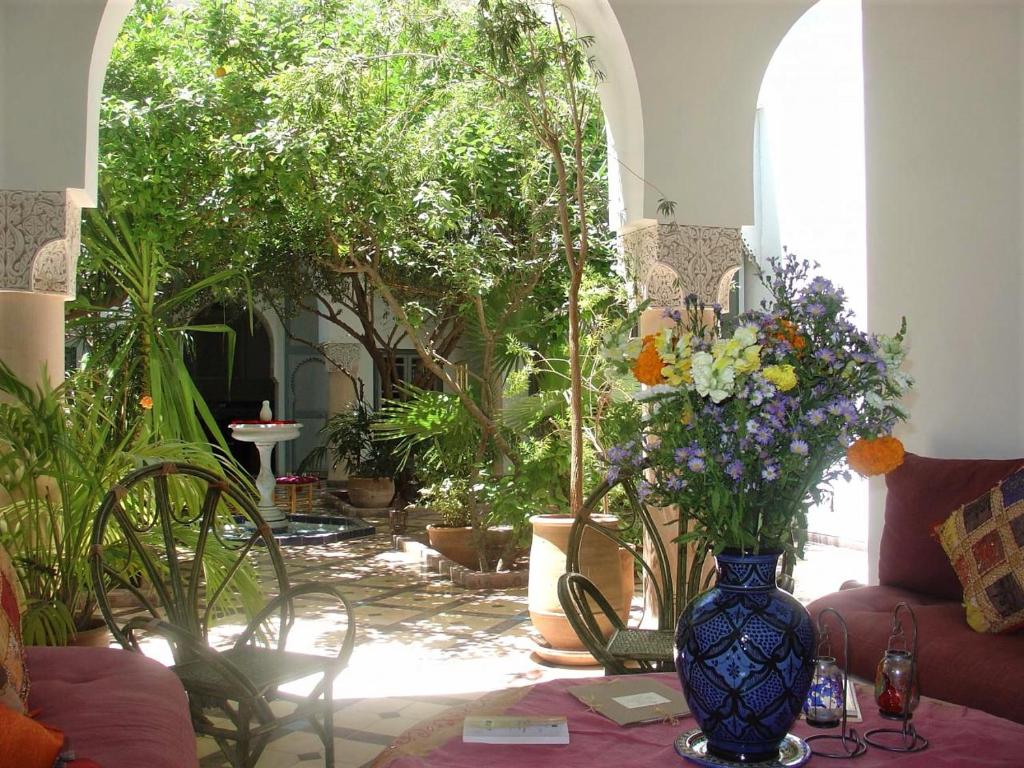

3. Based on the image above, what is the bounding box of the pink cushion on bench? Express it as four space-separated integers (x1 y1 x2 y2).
26 646 196 768
881 453 1024 600
276 474 319 485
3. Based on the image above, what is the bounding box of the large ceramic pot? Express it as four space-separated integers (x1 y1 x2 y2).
347 476 395 508
528 514 633 654
426 525 515 571
71 618 112 648
675 550 815 763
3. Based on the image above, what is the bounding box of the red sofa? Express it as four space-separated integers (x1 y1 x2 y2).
26 646 197 768
807 453 1024 725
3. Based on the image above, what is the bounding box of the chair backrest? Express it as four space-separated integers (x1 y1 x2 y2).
89 462 289 659
565 477 714 631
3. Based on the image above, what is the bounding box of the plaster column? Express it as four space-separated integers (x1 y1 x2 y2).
624 219 746 626
0 190 81 389
322 343 361 481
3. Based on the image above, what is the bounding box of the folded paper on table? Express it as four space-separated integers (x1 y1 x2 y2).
568 678 689 726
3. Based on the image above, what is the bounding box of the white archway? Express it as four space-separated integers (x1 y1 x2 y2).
752 0 870 561
561 0 644 229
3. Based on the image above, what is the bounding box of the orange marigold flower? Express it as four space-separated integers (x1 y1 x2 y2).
847 436 905 477
772 318 807 354
632 335 666 386
140 394 154 410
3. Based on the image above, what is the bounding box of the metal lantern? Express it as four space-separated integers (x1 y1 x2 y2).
864 602 928 753
875 648 919 719
804 608 866 759
805 656 845 728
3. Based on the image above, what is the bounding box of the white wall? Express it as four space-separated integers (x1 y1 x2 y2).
863 0 1024 581
608 0 814 225
562 0 645 227
0 0 111 196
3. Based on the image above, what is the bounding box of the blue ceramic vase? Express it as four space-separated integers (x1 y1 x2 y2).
675 550 816 763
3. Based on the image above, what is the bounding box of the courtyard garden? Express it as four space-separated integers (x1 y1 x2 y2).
0 2 918 768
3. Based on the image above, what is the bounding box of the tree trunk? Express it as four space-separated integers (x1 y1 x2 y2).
567 268 584 518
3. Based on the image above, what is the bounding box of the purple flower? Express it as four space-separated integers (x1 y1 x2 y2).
687 456 707 473
762 462 780 481
815 348 838 366
674 447 689 463
790 439 809 456
606 466 620 483
667 475 687 492
805 408 826 426
606 443 633 464
663 308 683 322
828 398 857 424
806 302 827 318
725 460 744 481
637 480 652 500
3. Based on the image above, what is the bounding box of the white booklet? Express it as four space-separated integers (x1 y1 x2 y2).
462 715 570 745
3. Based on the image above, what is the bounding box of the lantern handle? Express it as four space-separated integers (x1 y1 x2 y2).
806 608 867 759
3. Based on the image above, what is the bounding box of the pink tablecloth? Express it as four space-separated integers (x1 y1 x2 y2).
372 673 1024 767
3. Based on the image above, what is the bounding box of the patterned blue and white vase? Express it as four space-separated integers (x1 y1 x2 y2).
675 550 816 763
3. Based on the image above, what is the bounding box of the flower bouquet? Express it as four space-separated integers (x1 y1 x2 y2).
604 253 913 556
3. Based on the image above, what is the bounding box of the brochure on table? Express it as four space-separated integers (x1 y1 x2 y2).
568 678 690 727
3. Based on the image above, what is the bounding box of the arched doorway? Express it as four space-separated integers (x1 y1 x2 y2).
753 0 868 559
187 303 276 475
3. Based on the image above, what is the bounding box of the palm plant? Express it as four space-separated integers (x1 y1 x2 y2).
0 364 262 645
72 197 246 448
0 198 263 646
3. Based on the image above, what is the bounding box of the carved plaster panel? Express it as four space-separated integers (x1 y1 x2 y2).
321 342 362 377
0 190 79 298
622 222 747 308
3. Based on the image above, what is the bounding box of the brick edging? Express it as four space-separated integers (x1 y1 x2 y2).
394 536 529 589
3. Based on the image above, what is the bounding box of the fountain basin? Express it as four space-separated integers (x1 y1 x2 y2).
224 514 375 546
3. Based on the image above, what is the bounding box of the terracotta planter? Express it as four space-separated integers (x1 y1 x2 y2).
426 525 514 571
528 514 633 653
71 618 112 648
347 476 395 508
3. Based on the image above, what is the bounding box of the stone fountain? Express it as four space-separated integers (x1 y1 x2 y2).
228 401 374 544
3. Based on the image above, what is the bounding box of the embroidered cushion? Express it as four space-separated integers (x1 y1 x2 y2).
0 703 64 768
0 542 30 712
936 467 1024 633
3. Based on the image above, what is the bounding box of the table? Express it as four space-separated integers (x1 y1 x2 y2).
370 673 1024 767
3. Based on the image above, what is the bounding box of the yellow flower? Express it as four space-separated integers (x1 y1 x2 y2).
663 358 694 386
679 402 693 425
763 364 797 391
140 394 154 410
733 345 762 375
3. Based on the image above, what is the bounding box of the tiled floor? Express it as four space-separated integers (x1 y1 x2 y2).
185 492 867 767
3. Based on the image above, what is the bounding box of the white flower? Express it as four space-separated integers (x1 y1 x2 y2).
733 324 759 349
692 351 736 403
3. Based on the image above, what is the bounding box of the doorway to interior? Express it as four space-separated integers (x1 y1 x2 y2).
187 303 276 475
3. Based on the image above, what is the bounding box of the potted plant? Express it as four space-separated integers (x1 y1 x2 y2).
421 477 515 571
314 402 400 508
0 365 262 646
605 254 914 762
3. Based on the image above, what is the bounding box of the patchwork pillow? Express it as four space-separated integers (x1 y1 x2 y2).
0 542 30 712
881 453 1024 600
936 467 1024 633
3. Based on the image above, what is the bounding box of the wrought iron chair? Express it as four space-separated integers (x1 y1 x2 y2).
557 477 711 673
89 463 356 768
557 476 797 673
